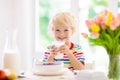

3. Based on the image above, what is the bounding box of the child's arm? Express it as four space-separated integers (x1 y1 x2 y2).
67 51 84 70
59 45 85 70
47 45 58 62
47 54 55 62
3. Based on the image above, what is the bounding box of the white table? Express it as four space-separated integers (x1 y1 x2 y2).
18 69 109 80
18 69 75 80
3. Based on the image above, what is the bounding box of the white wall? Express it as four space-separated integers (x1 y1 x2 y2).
0 0 35 72
0 0 13 69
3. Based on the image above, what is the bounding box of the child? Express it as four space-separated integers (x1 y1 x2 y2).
43 12 85 70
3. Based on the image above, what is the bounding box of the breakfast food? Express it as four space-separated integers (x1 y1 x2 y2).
33 61 65 75
0 69 7 80
0 69 17 80
4 69 18 80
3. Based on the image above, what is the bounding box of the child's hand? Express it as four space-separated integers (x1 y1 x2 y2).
50 45 59 56
59 40 72 55
59 44 71 55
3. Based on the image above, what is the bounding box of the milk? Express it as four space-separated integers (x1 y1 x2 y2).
53 41 65 59
3 53 21 75
55 53 64 59
3 29 21 75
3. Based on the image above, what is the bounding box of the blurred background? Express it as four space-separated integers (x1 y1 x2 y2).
0 0 120 73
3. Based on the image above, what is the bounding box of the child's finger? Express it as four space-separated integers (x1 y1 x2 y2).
65 40 69 46
52 52 56 55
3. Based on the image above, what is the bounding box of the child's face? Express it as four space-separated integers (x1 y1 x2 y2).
52 25 72 42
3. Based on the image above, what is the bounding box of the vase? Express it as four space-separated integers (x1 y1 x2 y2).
108 54 120 80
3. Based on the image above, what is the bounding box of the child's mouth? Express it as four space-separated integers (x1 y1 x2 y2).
58 37 66 41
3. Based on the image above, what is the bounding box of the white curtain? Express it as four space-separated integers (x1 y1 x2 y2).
0 0 35 72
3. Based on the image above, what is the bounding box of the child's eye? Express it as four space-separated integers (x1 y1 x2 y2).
64 29 68 31
55 29 60 31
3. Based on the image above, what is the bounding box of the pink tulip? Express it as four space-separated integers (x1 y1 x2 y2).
91 32 100 38
85 20 93 29
93 16 101 26
99 15 106 30
110 17 120 30
85 10 120 40
118 13 120 19
118 13 120 26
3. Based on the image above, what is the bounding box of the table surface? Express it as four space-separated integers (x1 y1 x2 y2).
18 68 76 80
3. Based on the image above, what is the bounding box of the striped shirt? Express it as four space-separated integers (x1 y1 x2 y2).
43 42 85 70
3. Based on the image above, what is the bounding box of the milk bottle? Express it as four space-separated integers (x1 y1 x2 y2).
3 30 21 75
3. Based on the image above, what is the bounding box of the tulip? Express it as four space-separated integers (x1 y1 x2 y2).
105 11 113 26
91 24 100 33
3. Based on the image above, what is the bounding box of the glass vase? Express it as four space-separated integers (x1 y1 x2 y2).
108 54 120 80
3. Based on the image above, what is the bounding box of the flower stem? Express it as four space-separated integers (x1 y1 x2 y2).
108 54 120 80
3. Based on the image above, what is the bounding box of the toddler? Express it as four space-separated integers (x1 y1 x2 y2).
43 12 85 70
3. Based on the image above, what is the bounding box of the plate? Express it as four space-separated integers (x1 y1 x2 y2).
33 68 67 76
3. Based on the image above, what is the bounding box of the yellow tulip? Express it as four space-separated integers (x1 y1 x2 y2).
106 12 113 26
91 24 100 32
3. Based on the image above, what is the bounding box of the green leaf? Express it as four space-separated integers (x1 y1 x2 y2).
88 27 120 55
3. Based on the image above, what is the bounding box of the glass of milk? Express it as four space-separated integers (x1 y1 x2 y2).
52 41 65 59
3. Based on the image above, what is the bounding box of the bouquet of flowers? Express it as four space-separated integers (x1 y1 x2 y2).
83 10 120 80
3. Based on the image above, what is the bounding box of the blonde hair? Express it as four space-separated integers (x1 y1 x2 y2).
49 12 76 34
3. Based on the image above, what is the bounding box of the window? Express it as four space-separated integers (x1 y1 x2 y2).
34 0 119 72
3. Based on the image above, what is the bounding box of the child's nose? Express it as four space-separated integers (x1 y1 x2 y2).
59 32 64 36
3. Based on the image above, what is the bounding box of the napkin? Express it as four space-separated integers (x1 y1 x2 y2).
75 70 108 80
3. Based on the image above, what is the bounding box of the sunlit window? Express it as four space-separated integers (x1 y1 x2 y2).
35 0 118 73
